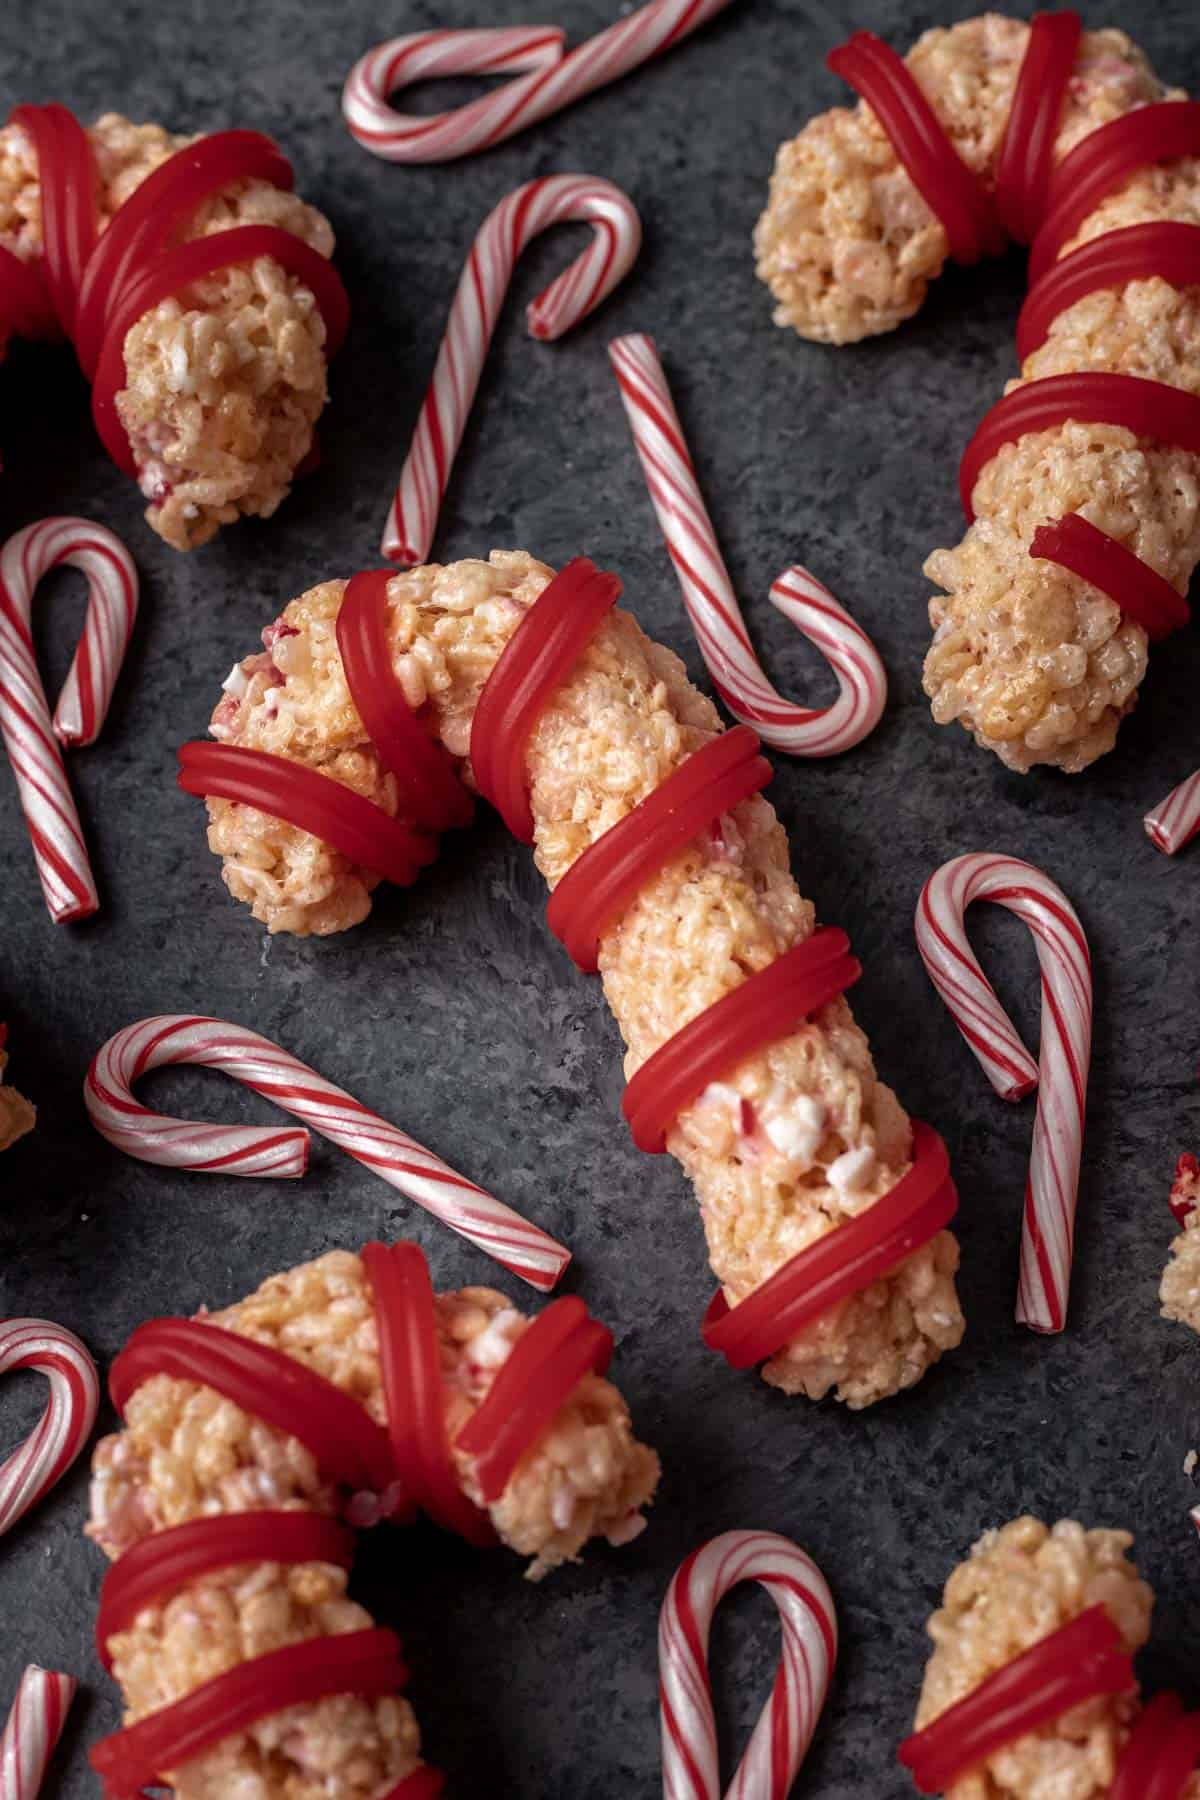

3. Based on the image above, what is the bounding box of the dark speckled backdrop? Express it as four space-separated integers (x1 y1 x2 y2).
1 1 1198 1794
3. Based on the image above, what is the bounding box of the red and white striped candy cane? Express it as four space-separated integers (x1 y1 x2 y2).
382 174 641 566
915 853 1093 1334
0 517 138 923
343 0 735 164
1145 768 1200 857
0 1320 99 1537
659 1529 837 1800
609 334 886 756
1 1667 76 1800
85 1015 570 1291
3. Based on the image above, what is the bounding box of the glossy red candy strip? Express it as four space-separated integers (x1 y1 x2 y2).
703 1120 956 1369
1112 1691 1200 1800
1018 221 1200 360
471 557 622 842
898 1605 1134 1794
994 11 1081 244
90 1628 407 1798
95 1512 355 1670
109 1317 396 1500
0 244 57 340
454 1296 613 1502
380 1772 447 1800
622 927 862 1154
546 725 771 972
1031 513 1189 642
10 104 97 337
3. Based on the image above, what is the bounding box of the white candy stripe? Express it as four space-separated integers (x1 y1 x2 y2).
915 853 1092 1333
610 334 886 756
1145 769 1200 856
382 174 641 566
0 517 138 923
0 1667 76 1800
343 1 733 163
659 1529 837 1800
85 1015 570 1290
0 1320 99 1538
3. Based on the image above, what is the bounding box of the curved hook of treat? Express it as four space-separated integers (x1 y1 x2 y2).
0 517 138 923
609 334 886 756
915 853 1092 1334
382 174 642 566
659 1529 837 1800
1145 769 1200 857
0 1320 99 1538
1 1667 76 1800
343 0 735 163
84 1015 570 1291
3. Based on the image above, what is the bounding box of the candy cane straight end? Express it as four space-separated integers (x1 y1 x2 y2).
1 1665 77 1800
1144 772 1200 857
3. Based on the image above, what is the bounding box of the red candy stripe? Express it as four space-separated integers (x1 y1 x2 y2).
703 1120 956 1369
1111 1692 1200 1800
10 104 97 337
623 927 862 1154
546 725 771 972
827 31 1004 264
1018 221 1200 360
471 557 622 842
454 1297 613 1502
994 11 1081 244
1031 512 1190 642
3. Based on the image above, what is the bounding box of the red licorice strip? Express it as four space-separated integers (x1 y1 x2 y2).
363 1241 496 1547
10 103 97 338
381 1773 447 1800
1018 222 1200 360
623 927 862 1155
1031 512 1189 641
91 226 350 474
1112 1692 1200 1800
898 1604 1134 1794
1030 101 1200 284
455 1297 613 1503
703 1120 956 1368
177 742 438 889
959 374 1200 520
90 1627 407 1798
337 571 473 833
471 558 622 843
110 1317 396 1499
547 726 771 973
95 1512 355 1671
0 244 57 340
994 11 1081 244
827 31 1005 264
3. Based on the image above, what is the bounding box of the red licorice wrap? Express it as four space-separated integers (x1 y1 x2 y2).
10 103 97 337
994 11 1082 244
897 1605 1135 1794
1031 513 1190 642
1111 1692 1200 1800
1018 221 1200 360
381 1773 448 1800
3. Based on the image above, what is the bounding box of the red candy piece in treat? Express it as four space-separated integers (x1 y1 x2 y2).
1031 513 1190 643
454 1296 613 1503
703 1120 956 1368
10 103 97 338
546 725 771 972
994 11 1081 244
1112 1691 1200 1800
898 1605 1134 1794
1018 221 1200 360
1170 1153 1200 1226
471 557 622 842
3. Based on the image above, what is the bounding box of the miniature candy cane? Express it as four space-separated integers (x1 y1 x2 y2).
343 0 735 164
1 1667 76 1800
915 853 1092 1334
0 1320 99 1537
659 1529 837 1800
0 517 138 923
1145 769 1200 856
383 174 641 565
85 1015 570 1291
610 334 886 756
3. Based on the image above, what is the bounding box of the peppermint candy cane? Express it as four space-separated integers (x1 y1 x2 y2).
610 334 886 756
1145 768 1200 856
915 853 1093 1334
659 1529 837 1800
383 174 641 566
0 517 138 923
85 1015 570 1291
1 1667 76 1800
0 1320 99 1537
343 1 735 164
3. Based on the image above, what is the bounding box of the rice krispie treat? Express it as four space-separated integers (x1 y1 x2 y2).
0 1023 34 1151
195 551 965 1410
756 18 1199 774
1160 1153 1200 1335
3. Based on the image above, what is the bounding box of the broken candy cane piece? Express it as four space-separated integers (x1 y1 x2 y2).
1 1666 76 1800
0 1319 99 1537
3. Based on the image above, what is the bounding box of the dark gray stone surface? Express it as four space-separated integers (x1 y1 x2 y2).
2 1 1199 1793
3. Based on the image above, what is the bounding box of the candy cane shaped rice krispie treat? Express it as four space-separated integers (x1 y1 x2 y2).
194 552 965 1409
0 1023 34 1150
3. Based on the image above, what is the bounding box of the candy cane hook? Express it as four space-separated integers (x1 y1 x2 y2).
383 174 642 566
1 1667 76 1800
343 1 735 164
85 1015 570 1290
0 517 138 923
0 1320 99 1538
610 334 887 756
659 1529 837 1800
915 853 1093 1333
